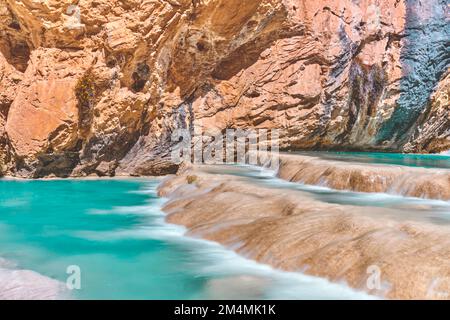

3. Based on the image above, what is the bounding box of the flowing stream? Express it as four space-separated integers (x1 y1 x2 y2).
0 152 448 299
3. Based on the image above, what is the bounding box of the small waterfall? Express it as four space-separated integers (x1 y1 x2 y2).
276 154 450 200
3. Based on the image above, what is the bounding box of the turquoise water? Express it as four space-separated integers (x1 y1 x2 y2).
1 152 447 299
293 151 450 169
0 178 371 300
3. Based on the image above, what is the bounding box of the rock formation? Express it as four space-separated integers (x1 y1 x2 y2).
0 0 448 177
0 258 66 299
158 166 450 299
274 153 450 200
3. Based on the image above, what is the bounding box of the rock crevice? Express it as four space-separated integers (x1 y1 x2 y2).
0 0 448 177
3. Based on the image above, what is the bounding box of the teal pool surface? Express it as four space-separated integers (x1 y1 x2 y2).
0 178 371 300
292 151 450 169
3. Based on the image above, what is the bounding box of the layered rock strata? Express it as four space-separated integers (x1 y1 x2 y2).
0 0 448 177
158 167 450 300
275 153 450 200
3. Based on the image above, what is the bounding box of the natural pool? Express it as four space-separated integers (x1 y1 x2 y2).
0 152 448 299
0 178 371 300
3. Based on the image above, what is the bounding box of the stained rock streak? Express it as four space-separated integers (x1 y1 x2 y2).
0 0 448 178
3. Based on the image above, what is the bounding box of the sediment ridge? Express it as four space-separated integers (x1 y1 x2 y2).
270 153 450 200
158 165 450 300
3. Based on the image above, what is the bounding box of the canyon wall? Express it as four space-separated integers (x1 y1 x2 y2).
0 0 449 177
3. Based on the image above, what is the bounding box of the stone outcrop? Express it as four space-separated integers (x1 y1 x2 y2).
0 0 448 177
158 167 450 300
0 258 66 300
0 50 21 174
404 71 450 153
5 49 93 177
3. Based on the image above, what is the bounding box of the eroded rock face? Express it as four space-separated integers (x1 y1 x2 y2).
404 71 450 153
0 50 21 174
0 0 448 177
6 49 90 173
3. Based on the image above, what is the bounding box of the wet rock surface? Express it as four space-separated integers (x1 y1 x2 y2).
275 153 450 200
0 258 66 300
158 166 450 300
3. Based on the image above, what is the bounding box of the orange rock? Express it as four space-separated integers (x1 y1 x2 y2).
0 51 22 173
0 0 447 176
5 49 94 159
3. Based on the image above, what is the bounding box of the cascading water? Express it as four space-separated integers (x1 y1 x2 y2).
0 152 449 299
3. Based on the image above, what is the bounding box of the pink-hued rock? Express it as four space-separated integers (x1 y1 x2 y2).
5 49 93 160
188 0 409 151
0 0 448 177
0 258 66 300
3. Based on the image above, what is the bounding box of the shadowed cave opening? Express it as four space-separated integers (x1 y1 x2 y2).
0 37 31 73
132 62 150 92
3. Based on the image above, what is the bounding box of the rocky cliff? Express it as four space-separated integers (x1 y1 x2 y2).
0 0 449 178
